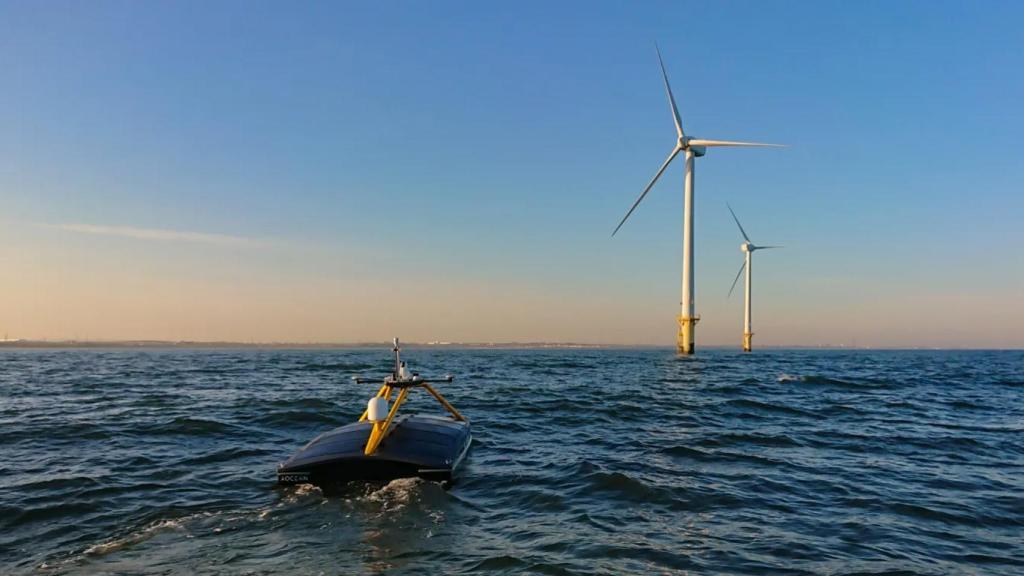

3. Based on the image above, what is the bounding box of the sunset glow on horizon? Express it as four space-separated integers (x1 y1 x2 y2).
2 2 1022 348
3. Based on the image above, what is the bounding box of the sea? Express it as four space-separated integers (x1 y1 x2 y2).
1 348 1022 575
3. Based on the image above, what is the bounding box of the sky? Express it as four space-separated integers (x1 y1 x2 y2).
1 1 1022 347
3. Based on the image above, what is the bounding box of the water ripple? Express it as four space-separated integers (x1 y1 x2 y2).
0 348 1022 574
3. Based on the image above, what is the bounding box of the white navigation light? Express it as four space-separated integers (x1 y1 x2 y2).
367 396 389 422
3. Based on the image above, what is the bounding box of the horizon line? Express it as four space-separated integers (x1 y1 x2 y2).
0 339 1020 351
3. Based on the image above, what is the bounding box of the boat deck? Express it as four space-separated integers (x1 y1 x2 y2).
277 414 471 487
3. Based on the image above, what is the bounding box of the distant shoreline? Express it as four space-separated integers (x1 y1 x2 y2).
0 340 1018 351
0 339 634 350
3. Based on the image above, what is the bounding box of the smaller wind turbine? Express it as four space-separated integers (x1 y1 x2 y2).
727 204 781 352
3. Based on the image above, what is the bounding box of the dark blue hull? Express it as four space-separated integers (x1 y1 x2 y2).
277 415 471 488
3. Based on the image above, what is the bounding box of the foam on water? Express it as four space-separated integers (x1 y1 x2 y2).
84 515 197 557
366 477 426 512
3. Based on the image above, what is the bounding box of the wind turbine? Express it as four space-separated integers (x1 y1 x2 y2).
727 203 781 352
613 47 784 354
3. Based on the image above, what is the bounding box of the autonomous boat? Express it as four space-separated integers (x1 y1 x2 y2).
277 339 471 490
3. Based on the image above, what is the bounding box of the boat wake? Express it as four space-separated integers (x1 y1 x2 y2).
83 515 199 558
366 477 426 512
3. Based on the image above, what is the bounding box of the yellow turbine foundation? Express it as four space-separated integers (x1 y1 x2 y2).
743 332 753 353
677 315 699 355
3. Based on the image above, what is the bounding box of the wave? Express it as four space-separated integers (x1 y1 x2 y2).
84 515 195 557
171 446 271 467
465 555 528 571
701 431 804 448
0 422 112 443
149 416 237 435
506 359 591 370
573 467 676 507
5 501 99 530
776 373 888 389
181 367 249 375
293 362 376 373
660 445 715 461
495 486 568 511
947 399 988 410
249 410 342 428
887 501 994 527
260 397 339 410
5 475 102 494
725 398 816 417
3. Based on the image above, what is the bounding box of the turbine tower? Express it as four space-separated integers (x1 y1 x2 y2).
613 47 784 354
727 204 781 352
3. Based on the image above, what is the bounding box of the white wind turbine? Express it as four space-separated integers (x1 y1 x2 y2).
727 203 781 352
613 46 784 354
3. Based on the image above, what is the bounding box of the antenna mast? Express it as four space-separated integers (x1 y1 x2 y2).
392 337 401 378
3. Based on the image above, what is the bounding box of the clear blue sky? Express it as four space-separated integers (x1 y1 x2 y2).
1 1 1022 346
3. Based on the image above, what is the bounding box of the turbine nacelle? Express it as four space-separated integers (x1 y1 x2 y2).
677 136 707 157
741 242 754 252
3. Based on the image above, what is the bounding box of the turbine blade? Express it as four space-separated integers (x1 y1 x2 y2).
655 44 684 138
687 139 786 148
726 203 751 243
612 147 681 236
728 260 746 298
756 245 783 250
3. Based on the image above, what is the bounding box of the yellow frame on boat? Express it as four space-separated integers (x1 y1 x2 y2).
358 379 466 456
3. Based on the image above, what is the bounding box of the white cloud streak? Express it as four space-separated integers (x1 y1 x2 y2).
47 223 263 247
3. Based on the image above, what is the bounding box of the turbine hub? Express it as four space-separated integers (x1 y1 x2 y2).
741 242 753 252
680 136 706 156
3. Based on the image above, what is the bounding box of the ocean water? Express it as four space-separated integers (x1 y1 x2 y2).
1 348 1022 575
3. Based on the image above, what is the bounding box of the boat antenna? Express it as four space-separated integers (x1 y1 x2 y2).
392 337 401 379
